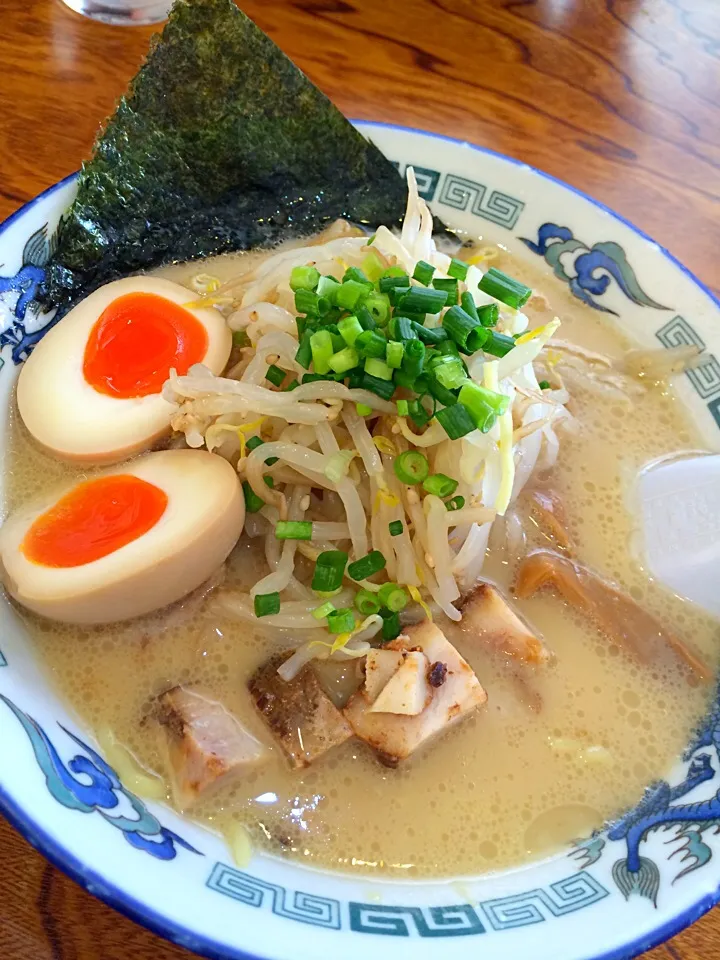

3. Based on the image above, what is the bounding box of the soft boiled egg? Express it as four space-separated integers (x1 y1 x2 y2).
17 276 232 464
0 449 244 624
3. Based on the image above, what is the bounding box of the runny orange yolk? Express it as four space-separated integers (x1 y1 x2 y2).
22 475 168 568
83 292 209 398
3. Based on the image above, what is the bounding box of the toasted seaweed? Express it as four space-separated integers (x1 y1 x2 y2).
41 0 408 317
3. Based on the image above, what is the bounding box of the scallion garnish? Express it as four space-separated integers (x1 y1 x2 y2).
347 550 387 580
458 381 509 431
327 608 356 634
316 275 341 301
477 303 499 327
478 267 532 309
445 495 466 511
232 329 250 348
311 550 348 592
290 265 320 292
355 589 381 616
412 321 448 345
483 330 516 358
284 378 299 392
310 329 333 374
538 380 551 390
362 251 385 284
388 520 404 536
396 286 448 315
356 329 387 359
378 273 410 293
432 276 459 305
343 266 372 287
265 364 286 387
336 279 371 311
447 258 469 281
254 592 280 617
436 403 476 439
364 293 391 326
295 330 313 370
361 372 396 400
275 520 313 540
381 610 402 641
312 600 336 620
431 354 466 390
401 338 426 379
442 304 488 352
394 450 429 485
295 288 330 317
413 260 435 285
422 473 459 498
365 357 393 381
426 377 458 408
338 315 364 346
386 341 404 369
460 291 479 322
378 582 409 612
396 399 409 417
245 436 278 464
356 306 377 331
242 480 264 514
329 346 360 374
390 316 417 342
356 403 373 416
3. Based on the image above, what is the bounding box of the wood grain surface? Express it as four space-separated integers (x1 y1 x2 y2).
0 0 718 958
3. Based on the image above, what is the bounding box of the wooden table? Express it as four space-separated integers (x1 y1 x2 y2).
0 1 718 957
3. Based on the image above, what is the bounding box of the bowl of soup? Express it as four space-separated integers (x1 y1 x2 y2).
1 121 720 960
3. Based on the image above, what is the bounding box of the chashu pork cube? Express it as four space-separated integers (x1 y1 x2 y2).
345 622 487 765
364 648 405 703
459 582 551 665
157 686 268 811
369 650 432 716
249 653 354 769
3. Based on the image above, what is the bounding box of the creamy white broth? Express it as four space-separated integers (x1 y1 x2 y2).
4 245 720 878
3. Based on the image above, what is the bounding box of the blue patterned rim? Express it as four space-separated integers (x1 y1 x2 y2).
0 124 719 960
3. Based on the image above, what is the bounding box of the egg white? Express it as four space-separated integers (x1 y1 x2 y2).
17 276 231 464
0 449 244 624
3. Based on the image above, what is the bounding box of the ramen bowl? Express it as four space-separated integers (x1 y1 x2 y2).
1 123 720 960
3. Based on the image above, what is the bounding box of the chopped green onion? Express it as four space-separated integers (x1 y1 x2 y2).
265 364 286 387
436 403 476 439
413 260 435 285
329 346 360 374
538 380 551 390
433 276 459 305
431 354 466 389
330 330 345 353
460 291 479 322
458 381 509 431
381 610 402 641
364 294 391 326
426 378 458 408
245 436 278 464
388 520 404 536
396 399 409 417
295 288 330 317
423 473 459 498
317 275 341 301
275 521 313 540
336 279 371 311
386 341 404 369
390 316 417 342
347 550 387 581
356 330 388 359
388 285 411 307
284 378 299 391
394 450 429 485
265 477 275 489
383 266 408 278
445 495 466 511
379 273 410 293
447 258 469 281
412 321 448 345
312 601 336 620
295 330 313 369
232 329 250 348
290 265 320 292
356 403 373 416
254 592 280 617
378 582 408 612
365 357 393 381
478 267 532 309
477 303 499 327
361 373 396 400
327 608 356 634
401 338 426 379
408 397 432 428
311 550 348 592
442 304 488 352
483 330 516 358
242 480 264 514
355 589 381 616
310 330 333 374
343 266 372 287
362 251 385 284
355 306 377 331
315 587 343 599
396 286 448 315
338 315 364 346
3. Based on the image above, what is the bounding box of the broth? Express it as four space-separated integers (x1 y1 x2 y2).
4 248 720 878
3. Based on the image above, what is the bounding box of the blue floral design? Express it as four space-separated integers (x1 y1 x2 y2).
521 223 669 315
0 693 202 861
0 224 57 363
571 689 720 905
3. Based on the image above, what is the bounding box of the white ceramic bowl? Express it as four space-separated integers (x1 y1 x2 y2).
1 123 720 960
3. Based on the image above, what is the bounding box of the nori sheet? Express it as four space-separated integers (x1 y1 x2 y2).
41 0 408 317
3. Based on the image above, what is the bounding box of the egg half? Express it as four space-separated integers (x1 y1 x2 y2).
0 449 244 624
17 276 232 463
